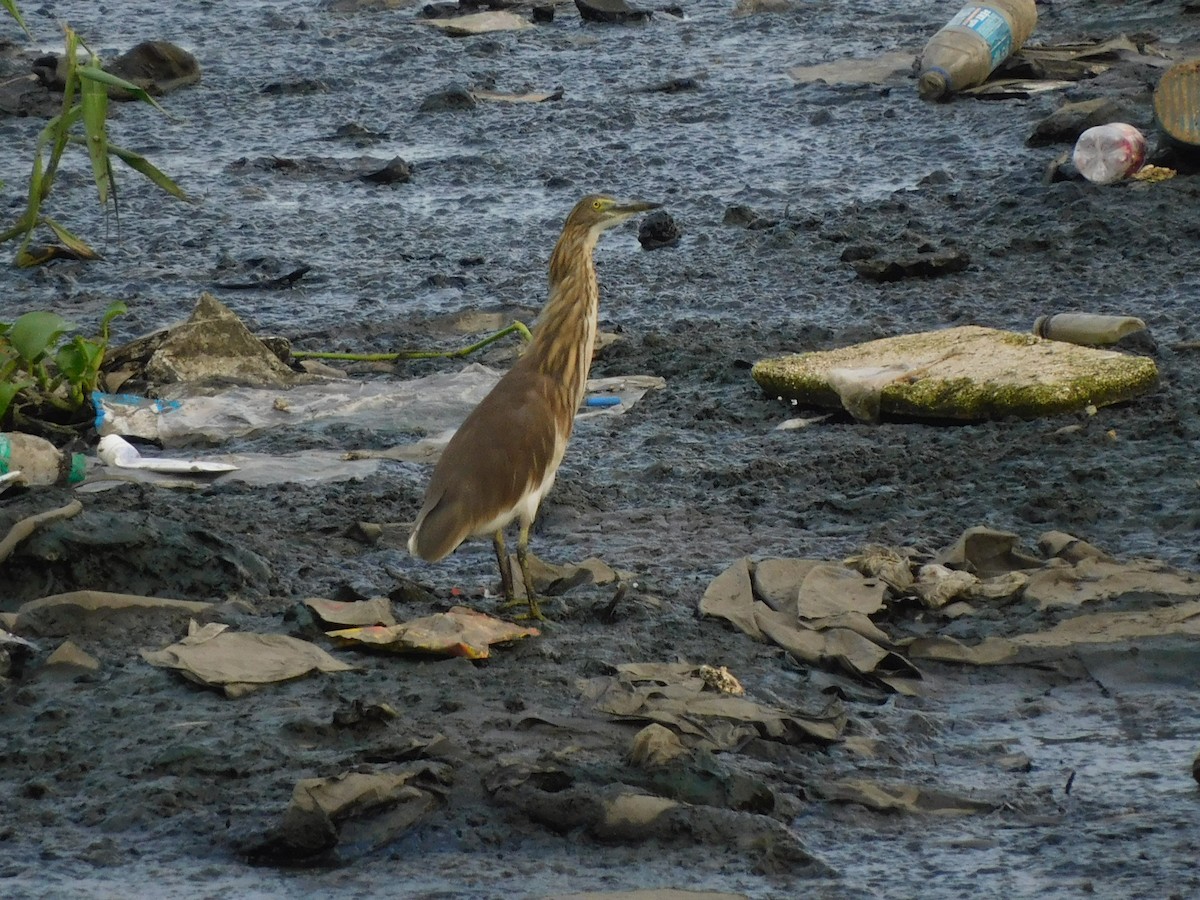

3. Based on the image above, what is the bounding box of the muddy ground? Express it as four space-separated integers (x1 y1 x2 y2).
2 0 1200 897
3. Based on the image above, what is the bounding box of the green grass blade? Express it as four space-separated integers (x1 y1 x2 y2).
41 217 102 260
76 66 172 117
81 61 111 206
107 143 190 202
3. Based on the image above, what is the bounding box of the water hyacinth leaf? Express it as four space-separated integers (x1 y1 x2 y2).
42 217 101 260
9 311 76 363
100 300 128 341
81 60 112 206
0 380 30 422
55 338 104 385
107 143 190 201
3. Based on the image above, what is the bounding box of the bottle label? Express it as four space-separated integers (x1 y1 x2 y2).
948 7 1014 69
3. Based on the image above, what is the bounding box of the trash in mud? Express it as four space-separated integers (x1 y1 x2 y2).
0 628 37 680
787 50 916 86
327 606 539 659
97 434 239 475
579 661 845 749
486 759 826 874
1154 59 1200 150
94 368 664 448
0 499 82 566
14 590 214 638
44 639 100 673
1072 123 1147 184
248 762 449 866
303 597 396 628
917 0 1037 101
700 557 920 694
1010 34 1176 82
811 779 998 815
420 11 533 35
1032 313 1148 347
142 620 356 697
0 433 88 488
752 325 1159 422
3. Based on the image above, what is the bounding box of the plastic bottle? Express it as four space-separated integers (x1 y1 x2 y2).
1033 313 1148 346
918 0 1038 102
0 432 88 487
1072 124 1148 184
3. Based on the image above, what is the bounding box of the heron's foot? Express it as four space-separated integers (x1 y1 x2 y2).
498 593 546 621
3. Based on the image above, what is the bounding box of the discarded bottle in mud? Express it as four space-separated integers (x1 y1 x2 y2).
917 0 1037 101
0 432 88 487
1072 123 1148 184
1033 313 1148 347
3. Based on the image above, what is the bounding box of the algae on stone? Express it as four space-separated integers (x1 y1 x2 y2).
752 325 1158 422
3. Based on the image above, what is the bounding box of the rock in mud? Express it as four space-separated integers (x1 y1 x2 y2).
638 209 682 250
419 84 478 112
852 248 970 281
1027 97 1131 147
575 0 652 24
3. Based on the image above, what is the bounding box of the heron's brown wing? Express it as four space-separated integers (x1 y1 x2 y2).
409 364 566 561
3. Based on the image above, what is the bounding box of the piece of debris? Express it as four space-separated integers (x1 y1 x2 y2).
45 639 100 672
420 10 533 35
813 778 998 815
15 590 214 638
852 248 970 282
142 620 356 697
471 88 563 103
304 597 397 628
788 50 915 85
752 325 1159 421
1033 313 1148 347
327 606 539 659
97 435 239 475
1026 97 1132 147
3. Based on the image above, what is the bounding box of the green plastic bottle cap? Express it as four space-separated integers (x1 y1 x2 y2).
67 452 88 485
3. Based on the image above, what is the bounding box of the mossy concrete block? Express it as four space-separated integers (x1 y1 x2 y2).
752 325 1158 421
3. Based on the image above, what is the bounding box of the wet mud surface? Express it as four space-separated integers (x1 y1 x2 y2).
2 1 1200 897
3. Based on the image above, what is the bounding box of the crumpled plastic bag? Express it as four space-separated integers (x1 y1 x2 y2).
327 605 538 659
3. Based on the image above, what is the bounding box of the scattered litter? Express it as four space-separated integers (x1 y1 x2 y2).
788 51 916 86
15 590 213 638
0 628 37 679
774 414 830 431
917 0 1037 101
0 499 82 565
1032 313 1147 346
1072 123 1147 184
813 778 997 815
45 639 100 672
1130 165 1177 183
752 325 1158 422
248 762 448 865
698 664 744 696
0 433 88 488
327 606 539 659
142 620 356 697
97 435 238 475
1153 59 1200 149
580 661 845 749
303 597 396 628
94 369 663 448
84 449 388 490
420 11 532 35
628 723 688 767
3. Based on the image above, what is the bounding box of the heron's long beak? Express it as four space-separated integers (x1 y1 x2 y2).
614 200 662 215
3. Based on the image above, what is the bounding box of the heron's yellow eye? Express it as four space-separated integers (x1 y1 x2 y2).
592 199 603 210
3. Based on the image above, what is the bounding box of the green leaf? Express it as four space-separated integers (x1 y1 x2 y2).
9 310 75 363
81 59 111 206
75 66 172 117
107 143 191 202
99 300 128 343
55 337 104 386
41 217 102 260
0 379 30 424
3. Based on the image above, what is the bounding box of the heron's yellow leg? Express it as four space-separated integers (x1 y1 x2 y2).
515 522 544 621
493 530 515 604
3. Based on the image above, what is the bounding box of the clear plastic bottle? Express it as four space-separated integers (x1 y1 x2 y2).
1072 124 1148 184
918 0 1038 102
0 432 88 487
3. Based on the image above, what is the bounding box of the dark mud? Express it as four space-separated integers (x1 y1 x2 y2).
2 1 1200 897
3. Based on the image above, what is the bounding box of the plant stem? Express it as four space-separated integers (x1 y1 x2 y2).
291 320 533 363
